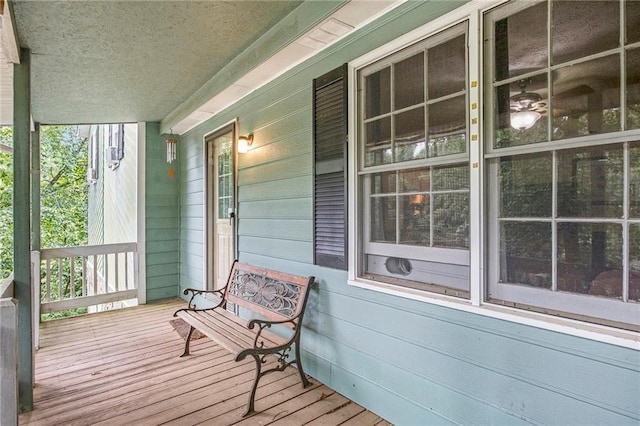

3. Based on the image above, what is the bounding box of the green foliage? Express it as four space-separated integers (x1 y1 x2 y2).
40 126 89 249
41 307 88 321
0 126 89 280
0 127 14 279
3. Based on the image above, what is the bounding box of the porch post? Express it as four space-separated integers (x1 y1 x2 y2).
31 122 41 350
31 122 40 251
13 47 33 412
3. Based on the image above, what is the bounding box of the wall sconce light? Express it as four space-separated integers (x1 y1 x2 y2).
166 129 177 163
237 134 253 153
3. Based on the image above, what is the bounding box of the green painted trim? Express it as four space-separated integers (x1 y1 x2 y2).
161 0 347 133
13 48 33 413
30 123 40 251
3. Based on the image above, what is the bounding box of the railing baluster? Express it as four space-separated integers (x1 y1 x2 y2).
58 258 63 300
104 253 109 294
37 243 138 315
133 250 138 291
45 259 51 303
92 254 97 296
82 257 87 297
115 252 120 291
70 256 75 299
124 252 129 290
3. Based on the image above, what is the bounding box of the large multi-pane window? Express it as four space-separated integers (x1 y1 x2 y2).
485 0 639 329
349 0 638 333
357 23 470 296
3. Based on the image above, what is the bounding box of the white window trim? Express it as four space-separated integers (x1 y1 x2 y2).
347 0 640 350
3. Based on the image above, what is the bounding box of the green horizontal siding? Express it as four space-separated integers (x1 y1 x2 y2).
146 229 180 242
239 219 311 241
176 124 205 294
239 177 312 202
240 198 311 219
146 217 179 230
238 236 312 264
239 131 313 169
241 86 310 133
145 122 180 301
146 252 180 266
174 0 640 424
239 153 311 186
146 286 179 301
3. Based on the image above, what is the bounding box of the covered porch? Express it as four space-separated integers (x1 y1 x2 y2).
3 0 639 424
18 298 389 426
0 1 406 420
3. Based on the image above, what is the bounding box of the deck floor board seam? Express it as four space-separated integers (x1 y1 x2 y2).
19 299 390 426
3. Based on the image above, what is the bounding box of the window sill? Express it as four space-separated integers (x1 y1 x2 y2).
348 278 640 350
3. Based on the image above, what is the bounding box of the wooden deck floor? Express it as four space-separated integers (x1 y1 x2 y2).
19 299 390 426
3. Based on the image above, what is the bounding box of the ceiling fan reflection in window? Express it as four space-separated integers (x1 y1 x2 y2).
510 78 547 130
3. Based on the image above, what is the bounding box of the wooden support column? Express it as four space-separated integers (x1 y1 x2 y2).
13 47 33 413
31 123 40 251
31 123 40 350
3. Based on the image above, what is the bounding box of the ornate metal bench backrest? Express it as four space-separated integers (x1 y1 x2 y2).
224 262 312 328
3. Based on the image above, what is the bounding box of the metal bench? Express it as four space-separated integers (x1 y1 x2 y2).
173 260 315 416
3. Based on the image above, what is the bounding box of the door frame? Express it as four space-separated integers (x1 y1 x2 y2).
203 119 238 290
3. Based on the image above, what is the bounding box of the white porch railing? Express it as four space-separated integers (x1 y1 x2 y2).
32 242 138 315
0 273 18 426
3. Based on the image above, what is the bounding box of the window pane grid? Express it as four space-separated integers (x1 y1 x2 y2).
362 88 466 125
490 0 640 152
486 2 640 327
359 22 469 296
368 165 469 249
361 27 468 169
495 143 636 305
217 141 233 220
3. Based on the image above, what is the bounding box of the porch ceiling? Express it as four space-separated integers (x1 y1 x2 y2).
8 0 303 125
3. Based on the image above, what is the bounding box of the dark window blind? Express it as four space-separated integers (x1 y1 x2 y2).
313 64 348 270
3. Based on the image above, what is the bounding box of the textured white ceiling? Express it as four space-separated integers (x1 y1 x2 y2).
10 0 303 125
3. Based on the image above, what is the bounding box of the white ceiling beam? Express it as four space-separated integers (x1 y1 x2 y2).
162 0 406 136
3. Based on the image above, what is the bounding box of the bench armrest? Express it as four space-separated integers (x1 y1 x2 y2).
247 317 299 348
180 287 225 311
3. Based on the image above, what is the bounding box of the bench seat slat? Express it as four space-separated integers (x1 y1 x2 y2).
198 310 258 345
176 310 245 355
198 308 287 348
176 309 286 357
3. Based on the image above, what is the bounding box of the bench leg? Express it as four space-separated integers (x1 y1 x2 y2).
180 325 195 357
243 354 262 417
295 343 311 388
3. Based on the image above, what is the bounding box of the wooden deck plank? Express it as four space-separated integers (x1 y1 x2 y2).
156 372 312 426
18 298 391 426
27 346 234 420
305 400 367 425
81 361 281 426
33 340 219 400
341 409 386 425
269 391 352 425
